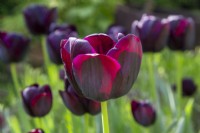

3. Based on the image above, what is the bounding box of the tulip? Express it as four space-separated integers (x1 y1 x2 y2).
28 128 44 133
59 78 101 115
172 78 197 96
0 31 30 63
0 113 5 129
106 24 127 42
59 69 65 80
131 14 169 52
131 100 156 127
21 84 52 117
61 33 142 101
47 24 78 64
23 4 57 35
49 23 77 34
167 15 195 51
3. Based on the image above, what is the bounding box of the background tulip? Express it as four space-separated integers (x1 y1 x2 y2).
23 4 57 35
61 33 142 101
21 84 52 117
131 100 156 127
172 78 197 96
131 14 169 52
59 78 101 115
106 24 127 42
46 24 78 64
28 128 44 133
0 113 5 129
167 15 195 51
0 31 30 63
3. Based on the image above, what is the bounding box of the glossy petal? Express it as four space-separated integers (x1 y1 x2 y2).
106 25 127 42
29 128 44 133
108 34 142 98
61 38 95 95
72 54 121 101
131 100 156 127
84 34 115 54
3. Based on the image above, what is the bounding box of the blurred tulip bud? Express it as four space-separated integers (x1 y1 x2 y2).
28 128 44 133
61 33 142 101
59 78 101 115
131 14 169 52
0 31 30 63
131 100 156 127
47 23 78 64
172 78 197 96
21 84 52 117
106 24 127 42
167 15 195 51
59 69 65 80
23 4 57 35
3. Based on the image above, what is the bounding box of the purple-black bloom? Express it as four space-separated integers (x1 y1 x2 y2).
61 33 142 101
28 128 44 133
23 4 57 35
167 15 195 51
172 78 197 96
21 84 52 117
59 78 101 115
0 31 30 63
47 23 77 64
131 100 156 127
131 14 169 52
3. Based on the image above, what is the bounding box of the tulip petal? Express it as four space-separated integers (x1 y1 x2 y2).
84 34 115 54
72 54 121 101
107 34 142 97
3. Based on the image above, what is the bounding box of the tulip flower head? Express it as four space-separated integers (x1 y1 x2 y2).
131 100 156 127
29 128 44 133
23 4 57 35
47 23 78 64
0 31 30 63
61 33 142 101
167 15 195 51
172 78 197 96
131 14 169 52
59 78 101 115
21 84 52 117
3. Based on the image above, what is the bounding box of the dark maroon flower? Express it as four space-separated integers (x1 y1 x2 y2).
172 78 197 96
131 14 169 52
131 100 156 127
59 78 101 115
61 33 142 101
106 24 127 42
47 24 78 64
23 4 57 35
49 23 77 34
0 31 30 63
21 84 52 117
167 15 195 51
59 69 65 80
28 128 44 133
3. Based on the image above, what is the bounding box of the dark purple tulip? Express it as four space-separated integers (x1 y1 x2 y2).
28 128 44 133
106 24 127 42
59 78 101 115
167 15 195 51
23 4 57 35
59 69 65 80
172 78 197 96
131 100 156 127
0 31 30 63
131 14 170 52
49 23 77 34
47 24 78 64
21 84 52 117
61 33 142 101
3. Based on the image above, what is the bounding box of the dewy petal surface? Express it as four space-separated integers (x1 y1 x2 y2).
72 54 121 101
84 34 115 54
107 34 142 98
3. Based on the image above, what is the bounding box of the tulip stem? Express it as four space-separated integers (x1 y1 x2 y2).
101 101 110 133
65 110 73 133
84 114 89 133
10 63 20 97
41 35 50 70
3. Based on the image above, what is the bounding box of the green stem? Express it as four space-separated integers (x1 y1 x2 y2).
65 110 73 133
101 101 110 133
41 36 50 68
84 114 89 133
10 63 20 97
176 52 182 114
